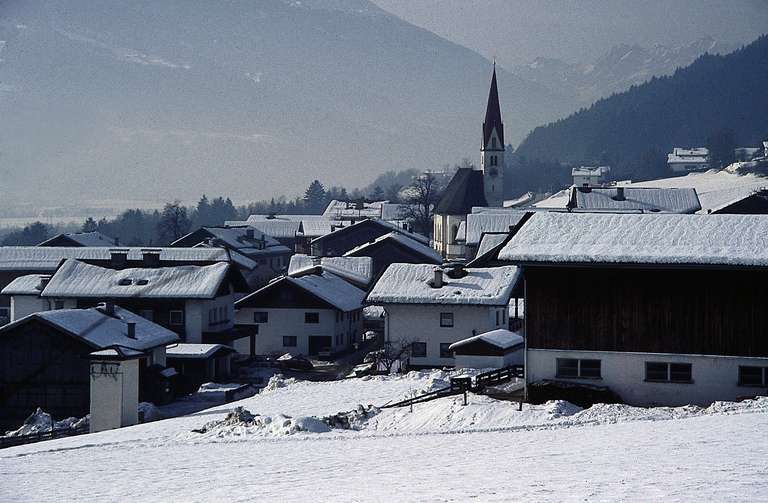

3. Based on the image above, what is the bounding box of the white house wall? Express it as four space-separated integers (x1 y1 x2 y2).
384 304 508 367
527 348 768 406
10 295 51 322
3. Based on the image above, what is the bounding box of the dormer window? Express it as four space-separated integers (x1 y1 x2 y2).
118 278 132 286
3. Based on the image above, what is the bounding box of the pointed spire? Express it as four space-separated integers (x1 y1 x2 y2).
483 64 504 149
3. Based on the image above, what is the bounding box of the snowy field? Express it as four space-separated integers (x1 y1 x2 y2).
2 370 767 502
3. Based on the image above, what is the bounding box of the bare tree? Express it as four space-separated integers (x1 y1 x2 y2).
371 338 413 374
157 201 191 243
399 172 442 237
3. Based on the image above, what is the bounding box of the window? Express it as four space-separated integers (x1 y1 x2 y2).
645 362 692 383
0 307 10 320
556 358 601 379
253 312 268 323
305 312 319 324
495 311 500 326
283 336 297 347
440 312 454 328
139 309 154 321
219 306 226 322
54 300 65 310
738 366 767 387
169 310 185 326
440 343 453 359
411 342 427 358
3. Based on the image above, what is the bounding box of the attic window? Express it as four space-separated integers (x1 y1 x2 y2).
136 279 149 286
118 278 133 286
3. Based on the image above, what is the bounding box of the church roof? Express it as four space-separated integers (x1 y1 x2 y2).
483 66 504 148
435 169 488 215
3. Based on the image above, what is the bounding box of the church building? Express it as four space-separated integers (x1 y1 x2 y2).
433 65 505 259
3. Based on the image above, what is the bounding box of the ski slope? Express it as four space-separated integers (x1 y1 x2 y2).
2 371 767 502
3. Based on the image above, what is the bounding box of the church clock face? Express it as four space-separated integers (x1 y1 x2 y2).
488 167 499 177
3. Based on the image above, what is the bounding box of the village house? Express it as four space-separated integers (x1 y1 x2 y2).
366 263 521 368
0 304 178 430
497 211 768 406
667 147 709 172
171 226 293 288
38 231 118 247
234 271 365 358
343 232 442 278
449 328 524 369
2 259 248 347
165 343 236 394
566 186 702 213
309 218 429 257
571 166 610 187
0 246 251 326
434 66 505 259
288 255 373 289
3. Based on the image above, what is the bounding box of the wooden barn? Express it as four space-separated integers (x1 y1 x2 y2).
498 211 768 406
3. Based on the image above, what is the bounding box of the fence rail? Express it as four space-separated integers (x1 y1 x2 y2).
0 424 89 450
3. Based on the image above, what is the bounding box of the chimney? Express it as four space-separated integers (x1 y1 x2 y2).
141 249 161 266
109 249 129 267
432 267 444 288
104 302 115 316
126 322 136 339
614 187 625 201
37 275 51 291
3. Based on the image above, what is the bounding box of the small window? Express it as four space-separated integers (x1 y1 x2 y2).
645 362 692 383
135 279 149 286
439 312 454 328
139 309 154 321
169 310 185 326
253 312 268 323
118 278 133 286
556 358 601 379
440 343 453 359
738 366 767 387
0 307 9 318
305 312 319 324
283 336 297 347
411 342 427 358
54 300 65 310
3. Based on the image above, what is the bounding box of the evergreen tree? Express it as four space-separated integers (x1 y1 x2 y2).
370 185 385 201
303 180 327 212
81 217 98 233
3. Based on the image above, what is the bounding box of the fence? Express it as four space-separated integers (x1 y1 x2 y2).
0 423 89 450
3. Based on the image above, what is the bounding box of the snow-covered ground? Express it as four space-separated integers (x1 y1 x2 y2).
2 370 767 502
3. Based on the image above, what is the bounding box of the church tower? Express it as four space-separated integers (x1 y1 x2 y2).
480 64 505 207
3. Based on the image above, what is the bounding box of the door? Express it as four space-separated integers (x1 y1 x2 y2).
308 336 332 356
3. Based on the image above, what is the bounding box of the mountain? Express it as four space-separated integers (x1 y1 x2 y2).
512 37 738 107
513 34 768 182
0 0 571 207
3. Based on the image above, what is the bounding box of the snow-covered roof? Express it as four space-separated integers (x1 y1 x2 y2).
367 264 520 305
40 231 118 247
628 170 768 214
165 343 233 359
571 187 701 213
449 329 524 351
1 274 50 295
39 259 232 299
227 218 302 239
180 227 285 255
0 246 237 271
344 232 442 263
498 212 768 267
0 305 179 351
533 189 571 209
236 271 365 312
288 255 373 286
465 212 527 246
475 233 509 259
300 218 341 238
572 166 610 177
455 221 466 242
668 147 709 164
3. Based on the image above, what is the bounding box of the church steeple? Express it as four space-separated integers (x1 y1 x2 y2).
482 63 504 149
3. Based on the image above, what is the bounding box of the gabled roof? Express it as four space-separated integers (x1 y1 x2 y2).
288 255 373 287
435 169 488 215
483 66 504 148
498 212 768 268
311 218 429 246
474 233 510 260
227 219 302 239
172 227 290 257
343 232 442 263
570 187 701 214
39 231 118 247
0 305 179 351
1 274 50 295
39 259 233 299
465 212 527 246
367 264 520 305
235 272 365 312
0 246 239 272
449 329 524 351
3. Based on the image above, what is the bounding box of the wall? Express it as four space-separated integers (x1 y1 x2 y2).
89 358 139 433
10 295 51 321
527 348 768 406
454 349 523 369
384 304 507 367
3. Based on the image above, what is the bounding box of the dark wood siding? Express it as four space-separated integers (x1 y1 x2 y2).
526 266 768 357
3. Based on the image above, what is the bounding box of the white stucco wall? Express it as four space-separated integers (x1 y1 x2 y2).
384 304 508 367
89 358 139 433
10 295 50 321
527 349 768 406
433 214 467 259
236 307 362 356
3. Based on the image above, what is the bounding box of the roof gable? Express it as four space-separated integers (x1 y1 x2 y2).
435 169 488 215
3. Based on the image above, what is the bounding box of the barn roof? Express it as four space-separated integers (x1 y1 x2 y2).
236 271 365 312
498 212 768 268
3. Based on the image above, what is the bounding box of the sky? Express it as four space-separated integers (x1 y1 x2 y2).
370 0 768 66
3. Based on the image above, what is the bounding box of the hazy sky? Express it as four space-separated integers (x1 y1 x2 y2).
370 0 768 66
